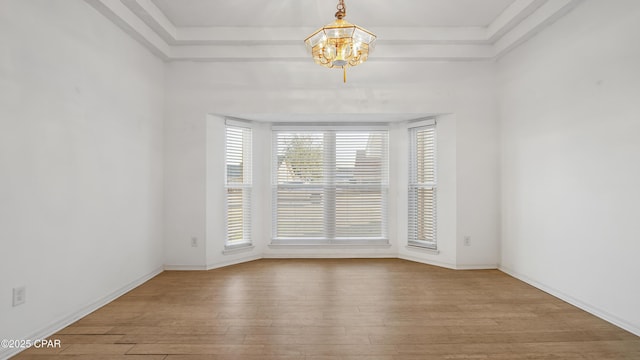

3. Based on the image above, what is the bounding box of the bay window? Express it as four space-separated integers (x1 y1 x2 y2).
272 127 388 244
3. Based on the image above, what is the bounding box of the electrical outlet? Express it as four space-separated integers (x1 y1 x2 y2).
191 237 198 247
464 236 471 246
13 286 26 307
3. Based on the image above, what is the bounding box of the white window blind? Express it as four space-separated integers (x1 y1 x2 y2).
273 129 388 243
225 123 252 248
408 124 437 249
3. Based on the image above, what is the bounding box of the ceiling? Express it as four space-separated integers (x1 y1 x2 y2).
86 0 583 61
149 0 515 28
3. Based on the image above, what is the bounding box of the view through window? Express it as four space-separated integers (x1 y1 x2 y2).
225 123 252 248
408 124 437 248
272 128 388 244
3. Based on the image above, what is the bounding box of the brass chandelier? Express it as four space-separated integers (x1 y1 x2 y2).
304 0 377 83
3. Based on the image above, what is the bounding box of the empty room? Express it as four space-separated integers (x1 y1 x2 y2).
1 0 639 359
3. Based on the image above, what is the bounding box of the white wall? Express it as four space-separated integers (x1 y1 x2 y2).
0 0 165 355
164 60 500 270
498 0 640 335
3 0 638 355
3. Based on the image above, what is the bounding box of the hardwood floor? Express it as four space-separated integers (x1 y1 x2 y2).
13 259 640 359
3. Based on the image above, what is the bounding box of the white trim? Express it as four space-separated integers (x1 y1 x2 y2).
0 266 163 360
164 264 209 271
272 128 389 243
405 245 440 255
206 254 262 270
399 253 457 270
263 253 396 259
222 245 255 255
494 0 583 59
272 123 390 131
408 124 438 247
86 0 585 62
397 253 498 270
165 255 262 271
407 118 436 128
224 117 254 128
500 265 640 337
400 254 497 270
224 124 253 248
271 238 390 245
268 243 392 250
456 264 499 270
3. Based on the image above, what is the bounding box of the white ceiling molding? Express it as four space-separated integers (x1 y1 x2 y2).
86 0 583 62
85 0 171 60
494 0 583 57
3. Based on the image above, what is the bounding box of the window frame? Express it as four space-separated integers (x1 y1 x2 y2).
224 119 253 250
408 120 437 249
271 125 389 245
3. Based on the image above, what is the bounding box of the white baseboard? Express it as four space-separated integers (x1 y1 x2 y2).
206 254 262 270
456 264 499 270
0 266 163 360
163 264 208 271
399 253 457 269
164 255 262 272
499 265 640 337
167 254 397 270
262 253 396 259
398 254 497 270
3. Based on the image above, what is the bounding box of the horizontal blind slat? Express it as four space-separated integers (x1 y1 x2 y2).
273 129 388 241
226 125 252 246
409 125 437 248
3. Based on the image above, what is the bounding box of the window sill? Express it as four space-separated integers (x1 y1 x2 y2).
223 245 255 255
270 240 391 249
405 245 440 255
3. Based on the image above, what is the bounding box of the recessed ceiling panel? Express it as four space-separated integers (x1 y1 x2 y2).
89 0 583 61
151 0 516 28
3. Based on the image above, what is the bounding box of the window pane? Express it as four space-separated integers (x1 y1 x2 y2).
409 125 436 248
226 127 247 184
335 188 384 238
336 132 386 184
276 187 324 238
225 124 252 247
416 128 435 184
409 187 435 243
226 187 251 245
273 129 388 242
276 133 324 184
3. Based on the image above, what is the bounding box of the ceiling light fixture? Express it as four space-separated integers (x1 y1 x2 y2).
304 0 377 83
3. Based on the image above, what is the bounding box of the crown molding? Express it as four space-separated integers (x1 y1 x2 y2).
86 0 583 62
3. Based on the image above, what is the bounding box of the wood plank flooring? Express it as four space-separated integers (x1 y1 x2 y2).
13 259 640 359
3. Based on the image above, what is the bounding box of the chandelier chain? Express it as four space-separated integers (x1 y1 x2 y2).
335 0 346 19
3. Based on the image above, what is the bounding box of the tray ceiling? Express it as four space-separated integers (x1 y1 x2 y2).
85 0 583 61
150 0 515 28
